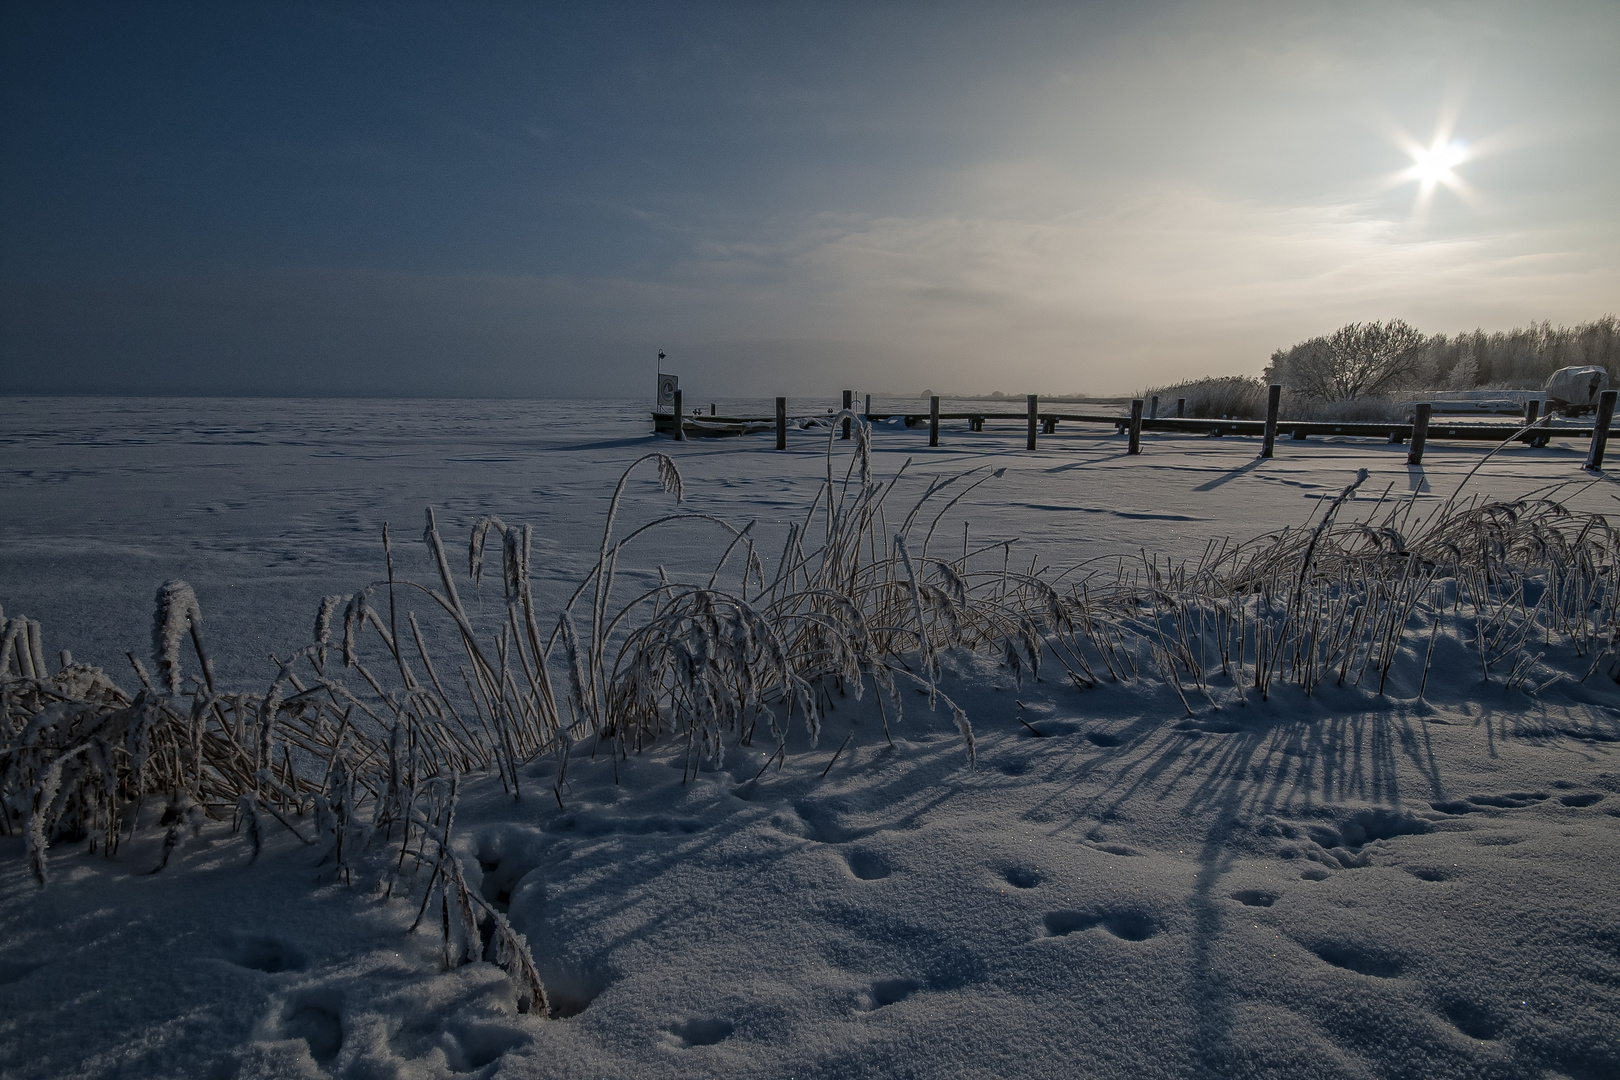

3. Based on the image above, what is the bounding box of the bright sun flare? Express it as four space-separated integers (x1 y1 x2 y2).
1408 139 1468 190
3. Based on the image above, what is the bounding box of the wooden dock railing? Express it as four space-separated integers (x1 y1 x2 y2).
650 386 1620 471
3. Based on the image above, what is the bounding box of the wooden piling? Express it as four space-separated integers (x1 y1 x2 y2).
1407 403 1431 465
1128 399 1143 455
929 396 940 447
1176 397 1185 418
673 389 685 441
1150 395 1159 421
1522 399 1540 444
1027 394 1038 451
1259 383 1281 459
842 389 853 440
776 396 787 450
1585 389 1617 470
709 403 716 415
865 393 871 418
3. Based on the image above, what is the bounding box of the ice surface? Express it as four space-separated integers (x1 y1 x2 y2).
1 397 1618 1078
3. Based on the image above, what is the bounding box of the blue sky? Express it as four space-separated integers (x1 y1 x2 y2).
2 1 1616 397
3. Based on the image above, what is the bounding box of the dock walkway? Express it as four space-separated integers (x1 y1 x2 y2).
652 409 1591 446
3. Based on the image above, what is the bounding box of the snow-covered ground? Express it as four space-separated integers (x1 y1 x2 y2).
2 396 1618 1079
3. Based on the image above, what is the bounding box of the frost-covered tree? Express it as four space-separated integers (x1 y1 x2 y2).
1266 319 1428 400
1447 353 1478 390
1418 315 1618 388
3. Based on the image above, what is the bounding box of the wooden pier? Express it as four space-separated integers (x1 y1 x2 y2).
652 386 1618 469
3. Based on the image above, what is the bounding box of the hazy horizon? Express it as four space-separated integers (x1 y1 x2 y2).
3 1 1616 400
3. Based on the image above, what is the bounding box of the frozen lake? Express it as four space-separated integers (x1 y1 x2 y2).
2 396 1618 1079
5 395 1612 684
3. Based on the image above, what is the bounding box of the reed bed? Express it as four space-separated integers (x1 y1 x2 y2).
3 417 1617 1010
1041 471 1620 709
1142 375 1268 419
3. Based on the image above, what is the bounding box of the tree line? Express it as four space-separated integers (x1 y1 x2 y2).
1264 315 1619 400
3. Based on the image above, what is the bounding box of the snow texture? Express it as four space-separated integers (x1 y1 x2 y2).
2 396 1618 1079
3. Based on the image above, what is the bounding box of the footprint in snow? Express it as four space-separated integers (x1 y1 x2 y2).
1003 866 1041 889
1319 809 1430 849
222 934 306 974
281 998 343 1065
1430 791 1548 814
792 799 873 844
1311 941 1402 979
1042 909 1158 941
667 1017 734 1048
541 966 612 1019
443 1020 530 1070
843 848 892 880
1442 999 1503 1041
391 1012 532 1070
863 978 921 1010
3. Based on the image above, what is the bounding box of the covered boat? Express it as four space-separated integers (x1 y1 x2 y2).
1543 365 1609 411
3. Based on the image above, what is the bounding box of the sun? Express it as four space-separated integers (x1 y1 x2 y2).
1381 123 1479 215
1407 138 1468 190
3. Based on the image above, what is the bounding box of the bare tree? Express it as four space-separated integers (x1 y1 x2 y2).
1267 319 1428 400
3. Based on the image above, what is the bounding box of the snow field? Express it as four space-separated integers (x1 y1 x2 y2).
3 657 1612 1078
2 397 1618 1078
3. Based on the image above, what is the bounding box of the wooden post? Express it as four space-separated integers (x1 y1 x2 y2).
1522 398 1540 444
842 389 853 440
864 393 871 418
1585 389 1617 470
709 403 716 415
1176 397 1185 418
929 396 940 447
1407 402 1431 465
775 396 787 450
1150 395 1159 421
1127 399 1143 454
1259 383 1281 459
1027 394 1038 451
673 388 684 442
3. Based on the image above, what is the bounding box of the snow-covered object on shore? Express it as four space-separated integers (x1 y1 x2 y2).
1543 365 1608 409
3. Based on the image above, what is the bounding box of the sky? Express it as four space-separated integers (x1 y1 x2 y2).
1 1 1616 399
